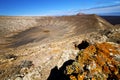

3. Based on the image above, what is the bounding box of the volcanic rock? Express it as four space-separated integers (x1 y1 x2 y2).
0 14 119 80
65 42 120 80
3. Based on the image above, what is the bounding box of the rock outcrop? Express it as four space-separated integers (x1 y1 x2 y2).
65 42 120 80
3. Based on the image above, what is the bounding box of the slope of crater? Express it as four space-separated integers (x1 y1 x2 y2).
0 14 113 48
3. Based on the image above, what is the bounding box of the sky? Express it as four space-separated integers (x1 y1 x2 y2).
0 0 120 16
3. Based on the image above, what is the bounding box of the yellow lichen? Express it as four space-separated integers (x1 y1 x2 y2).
65 42 120 80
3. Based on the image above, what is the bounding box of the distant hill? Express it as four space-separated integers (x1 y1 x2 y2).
101 16 120 25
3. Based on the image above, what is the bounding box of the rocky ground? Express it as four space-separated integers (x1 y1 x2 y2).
65 42 120 80
47 26 120 80
0 15 119 80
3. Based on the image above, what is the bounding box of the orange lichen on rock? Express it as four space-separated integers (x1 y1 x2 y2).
65 42 120 80
77 74 84 80
70 75 77 80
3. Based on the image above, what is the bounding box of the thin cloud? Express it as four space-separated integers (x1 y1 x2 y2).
80 4 120 15
95 0 120 6
114 0 120 4
36 9 77 16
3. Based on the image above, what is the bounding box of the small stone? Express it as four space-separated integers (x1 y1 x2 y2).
15 77 22 80
110 53 113 56
114 54 120 61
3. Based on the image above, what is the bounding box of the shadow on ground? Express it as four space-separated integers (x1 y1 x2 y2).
47 59 74 80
